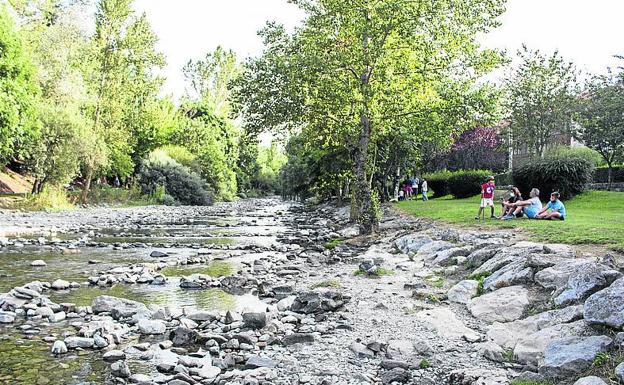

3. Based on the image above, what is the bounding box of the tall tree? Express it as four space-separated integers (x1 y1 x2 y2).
83 0 165 200
236 0 505 233
0 4 39 165
575 70 624 188
505 46 579 159
183 46 241 117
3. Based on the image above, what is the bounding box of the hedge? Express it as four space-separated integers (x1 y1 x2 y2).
593 165 624 184
422 171 452 198
495 172 513 186
512 155 594 200
447 170 492 199
139 162 213 206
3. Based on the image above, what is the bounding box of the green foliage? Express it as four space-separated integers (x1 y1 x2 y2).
423 171 452 198
505 46 579 158
513 154 594 200
20 186 73 212
594 165 624 183
419 359 430 369
324 239 343 250
310 279 341 289
447 170 492 199
592 352 610 367
550 145 603 167
139 154 212 206
354 267 395 277
0 5 40 163
235 0 506 231
575 71 624 185
503 349 515 362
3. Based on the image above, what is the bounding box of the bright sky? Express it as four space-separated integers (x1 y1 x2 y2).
133 0 624 98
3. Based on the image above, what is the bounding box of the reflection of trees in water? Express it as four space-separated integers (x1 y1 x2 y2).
161 261 236 278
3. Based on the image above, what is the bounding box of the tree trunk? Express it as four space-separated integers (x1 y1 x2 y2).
352 112 377 234
81 166 94 203
608 163 613 190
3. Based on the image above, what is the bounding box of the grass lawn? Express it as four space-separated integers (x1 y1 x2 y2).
396 190 624 252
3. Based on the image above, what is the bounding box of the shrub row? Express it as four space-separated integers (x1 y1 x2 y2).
424 170 492 199
512 154 594 200
138 161 213 206
593 166 624 184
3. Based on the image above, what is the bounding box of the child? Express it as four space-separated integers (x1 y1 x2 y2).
537 191 566 220
475 176 496 220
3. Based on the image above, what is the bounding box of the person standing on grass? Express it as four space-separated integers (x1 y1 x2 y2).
504 188 542 219
537 191 567 220
475 176 496 220
421 179 428 201
412 176 419 198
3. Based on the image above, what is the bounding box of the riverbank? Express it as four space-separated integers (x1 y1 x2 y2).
397 190 624 252
1 199 623 385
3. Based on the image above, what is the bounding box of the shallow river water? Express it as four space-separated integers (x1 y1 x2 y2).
0 199 293 385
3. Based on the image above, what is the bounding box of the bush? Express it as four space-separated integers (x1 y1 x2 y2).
495 172 513 186
550 145 603 167
447 170 492 199
594 165 624 183
423 171 452 198
139 159 212 206
512 155 594 200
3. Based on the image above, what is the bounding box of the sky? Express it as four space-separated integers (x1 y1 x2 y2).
133 0 624 99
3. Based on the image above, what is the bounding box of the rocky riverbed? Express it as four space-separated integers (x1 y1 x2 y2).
1 198 623 385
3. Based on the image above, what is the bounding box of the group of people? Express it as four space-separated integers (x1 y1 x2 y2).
398 177 428 201
476 176 567 221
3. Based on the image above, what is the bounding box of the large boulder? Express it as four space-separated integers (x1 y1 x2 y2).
554 263 621 306
583 276 624 329
415 308 479 341
468 286 529 323
137 319 166 335
394 234 433 255
416 241 454 259
170 326 200 346
486 305 583 350
431 246 472 266
290 289 350 314
574 377 608 385
513 320 591 366
539 336 612 379
447 280 479 304
483 260 533 291
91 296 149 320
534 260 593 290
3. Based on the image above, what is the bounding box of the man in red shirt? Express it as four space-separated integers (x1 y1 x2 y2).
475 176 496 220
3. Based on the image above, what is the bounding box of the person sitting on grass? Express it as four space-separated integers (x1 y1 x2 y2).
499 186 522 218
536 191 567 220
475 176 496 220
503 187 542 220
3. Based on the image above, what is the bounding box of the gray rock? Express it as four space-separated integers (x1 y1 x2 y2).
51 340 68 354
554 263 621 306
282 333 315 345
350 342 375 358
31 260 47 267
150 250 168 258
111 360 131 378
468 286 530 323
91 295 148 320
103 350 126 362
514 320 591 366
449 368 508 385
138 319 166 335
51 279 70 290
242 312 267 329
534 260 593 290
573 376 608 385
465 246 501 268
447 280 479 304
432 246 472 266
64 336 94 349
616 363 624 383
291 289 350 314
186 310 219 323
0 311 15 323
170 326 199 346
583 276 624 329
539 336 612 379
245 356 276 369
483 260 533 291
394 234 433 255
417 240 454 258
381 368 409 384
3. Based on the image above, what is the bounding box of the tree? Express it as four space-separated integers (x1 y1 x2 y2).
183 46 241 117
236 0 505 233
447 126 508 172
505 46 579 158
575 71 624 188
0 4 39 164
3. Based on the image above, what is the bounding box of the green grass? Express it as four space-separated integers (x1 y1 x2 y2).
354 267 395 277
310 279 342 289
324 239 343 250
397 191 624 251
